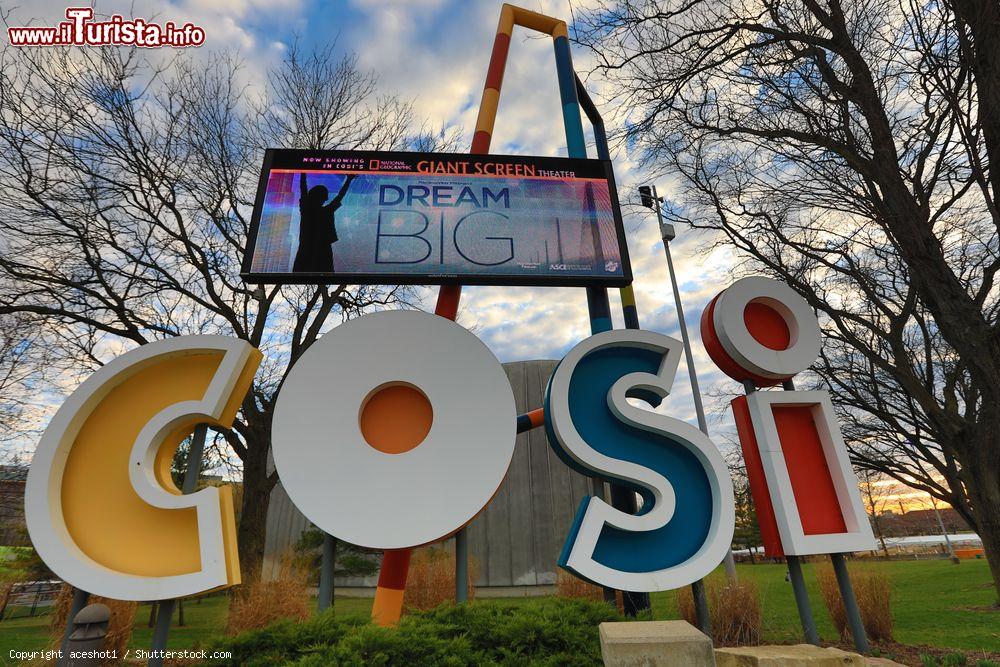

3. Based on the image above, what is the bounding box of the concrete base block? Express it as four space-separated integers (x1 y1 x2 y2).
714 644 866 666
599 620 716 666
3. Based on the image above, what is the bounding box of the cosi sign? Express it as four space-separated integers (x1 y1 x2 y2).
25 278 871 600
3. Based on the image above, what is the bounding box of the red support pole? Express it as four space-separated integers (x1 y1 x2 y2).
370 11 513 626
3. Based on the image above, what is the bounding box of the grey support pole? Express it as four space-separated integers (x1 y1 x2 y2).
690 579 712 636
651 185 738 584
786 555 820 645
149 424 208 667
60 588 90 652
575 77 645 615
455 530 469 603
743 379 820 645
318 533 337 612
931 498 959 563
831 553 869 653
645 186 714 632
589 477 619 606
149 601 174 666
778 378 866 651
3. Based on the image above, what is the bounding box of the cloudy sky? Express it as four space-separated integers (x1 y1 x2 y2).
7 0 744 434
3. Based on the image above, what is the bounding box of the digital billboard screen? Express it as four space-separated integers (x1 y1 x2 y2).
242 149 631 287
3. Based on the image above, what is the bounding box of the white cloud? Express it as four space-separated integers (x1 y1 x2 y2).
304 0 743 433
6 0 746 443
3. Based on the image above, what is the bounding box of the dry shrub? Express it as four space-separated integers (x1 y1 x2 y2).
677 577 762 646
555 571 627 612
226 552 310 636
556 570 605 603
855 568 893 642
816 562 893 642
816 564 847 638
403 547 477 611
50 584 137 664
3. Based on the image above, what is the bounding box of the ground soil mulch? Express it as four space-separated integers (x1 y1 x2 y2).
825 640 1000 666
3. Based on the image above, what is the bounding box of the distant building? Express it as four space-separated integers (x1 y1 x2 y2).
878 507 972 537
261 360 597 593
0 465 29 547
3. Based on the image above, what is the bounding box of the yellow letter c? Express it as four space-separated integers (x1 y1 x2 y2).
25 336 260 601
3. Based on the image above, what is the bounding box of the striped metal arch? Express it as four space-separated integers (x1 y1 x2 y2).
371 3 617 627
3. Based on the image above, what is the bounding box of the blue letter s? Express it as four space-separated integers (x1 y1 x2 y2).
545 330 735 591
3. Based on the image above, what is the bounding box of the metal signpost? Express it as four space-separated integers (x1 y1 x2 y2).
640 183 739 585
149 424 209 666
23 6 891 662
704 277 876 653
931 496 959 563
317 534 337 611
575 74 653 618
743 379 820 646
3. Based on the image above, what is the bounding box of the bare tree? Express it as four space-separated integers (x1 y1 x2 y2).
856 467 895 557
0 314 46 545
0 314 44 451
0 41 435 581
576 0 1000 601
725 449 762 563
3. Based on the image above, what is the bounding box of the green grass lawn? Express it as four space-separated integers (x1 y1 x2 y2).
650 559 1000 651
0 610 52 661
0 548 30 582
0 559 995 664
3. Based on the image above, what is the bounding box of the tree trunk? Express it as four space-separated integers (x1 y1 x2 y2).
235 428 275 585
969 491 1000 605
951 0 1000 606
964 438 1000 605
870 515 889 558
977 509 1000 606
949 0 1000 212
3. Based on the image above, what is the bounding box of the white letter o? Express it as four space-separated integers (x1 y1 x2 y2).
272 310 516 549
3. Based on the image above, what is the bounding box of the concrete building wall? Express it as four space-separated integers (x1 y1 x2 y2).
261 359 595 589
0 466 29 547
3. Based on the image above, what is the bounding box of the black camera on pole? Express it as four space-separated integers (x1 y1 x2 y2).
638 185 655 209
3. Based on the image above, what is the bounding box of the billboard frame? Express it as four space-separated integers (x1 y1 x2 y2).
240 148 633 288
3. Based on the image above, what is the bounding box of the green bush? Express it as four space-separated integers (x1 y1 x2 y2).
201 597 623 666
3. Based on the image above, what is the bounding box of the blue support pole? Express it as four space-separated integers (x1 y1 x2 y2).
554 35 662 618
574 74 652 618
552 36 613 338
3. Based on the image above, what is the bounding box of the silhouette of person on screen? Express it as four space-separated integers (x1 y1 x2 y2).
293 172 357 273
